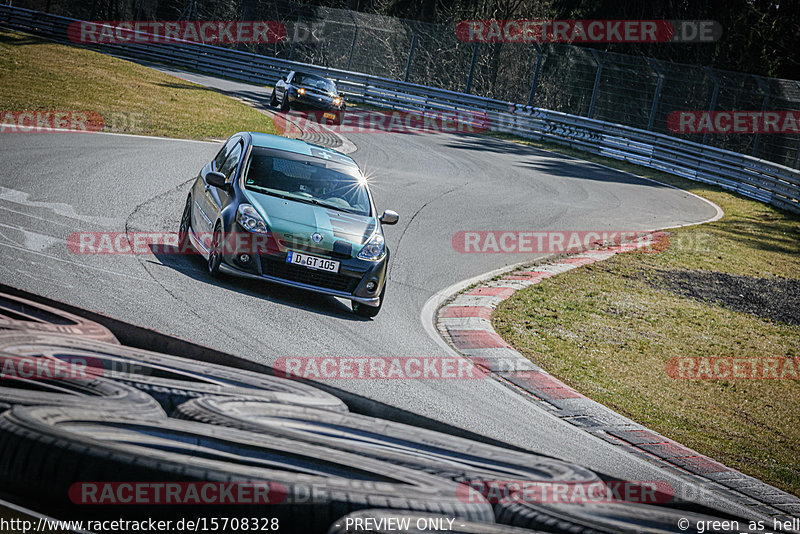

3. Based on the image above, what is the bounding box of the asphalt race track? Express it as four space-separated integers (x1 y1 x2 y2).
0 71 738 515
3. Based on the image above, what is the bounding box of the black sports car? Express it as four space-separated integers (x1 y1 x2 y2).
270 71 346 124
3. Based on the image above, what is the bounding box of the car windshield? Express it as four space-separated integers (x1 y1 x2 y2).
242 150 370 216
293 74 336 93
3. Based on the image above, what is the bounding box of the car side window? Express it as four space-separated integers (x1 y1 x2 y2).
286 71 294 83
218 142 244 182
213 137 237 170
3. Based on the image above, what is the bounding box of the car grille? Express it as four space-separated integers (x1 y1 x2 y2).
260 257 359 294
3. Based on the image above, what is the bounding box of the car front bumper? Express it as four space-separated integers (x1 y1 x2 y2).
218 262 381 306
219 249 387 307
288 94 343 112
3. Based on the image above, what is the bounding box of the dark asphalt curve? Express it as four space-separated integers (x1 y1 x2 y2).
0 74 738 515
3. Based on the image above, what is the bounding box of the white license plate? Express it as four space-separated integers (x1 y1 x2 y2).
323 112 336 120
286 251 339 273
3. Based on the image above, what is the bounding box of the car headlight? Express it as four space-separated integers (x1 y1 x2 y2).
236 204 269 235
333 96 342 106
358 233 385 261
297 87 306 95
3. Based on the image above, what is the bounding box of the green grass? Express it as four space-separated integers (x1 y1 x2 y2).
0 30 277 139
490 133 800 495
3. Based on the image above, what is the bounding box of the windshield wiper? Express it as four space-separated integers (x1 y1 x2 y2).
247 187 318 206
247 186 362 214
312 200 357 214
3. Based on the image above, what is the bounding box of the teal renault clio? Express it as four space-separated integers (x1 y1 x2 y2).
179 132 398 317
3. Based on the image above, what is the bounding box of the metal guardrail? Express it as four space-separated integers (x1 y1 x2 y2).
2 5 798 214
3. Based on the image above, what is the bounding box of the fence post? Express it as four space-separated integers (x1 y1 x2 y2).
702 67 720 146
751 75 770 158
526 43 543 107
288 13 301 61
646 58 664 131
465 42 479 94
587 49 603 119
404 30 417 82
346 16 360 71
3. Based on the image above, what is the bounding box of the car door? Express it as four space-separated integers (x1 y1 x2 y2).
207 139 244 226
193 136 238 240
278 71 294 103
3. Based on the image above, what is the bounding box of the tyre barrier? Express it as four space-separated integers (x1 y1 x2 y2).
0 331 348 413
0 322 756 532
0 292 118 343
495 501 746 534
328 509 545 533
0 406 494 531
173 397 598 486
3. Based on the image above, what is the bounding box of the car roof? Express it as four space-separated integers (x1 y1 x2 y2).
246 132 357 167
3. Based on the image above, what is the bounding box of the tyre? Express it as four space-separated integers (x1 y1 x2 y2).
0 406 495 530
495 501 744 534
0 291 117 343
280 90 290 111
0 331 348 414
178 194 192 253
0 370 164 417
352 286 384 318
208 222 223 278
270 88 278 108
174 398 599 486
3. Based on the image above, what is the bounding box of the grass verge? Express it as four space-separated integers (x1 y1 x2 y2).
0 30 277 139
490 132 800 495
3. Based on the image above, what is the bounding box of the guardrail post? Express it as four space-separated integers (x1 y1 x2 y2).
702 66 720 146
465 42 479 94
587 49 603 119
526 43 543 107
751 75 770 158
646 58 664 131
404 30 417 82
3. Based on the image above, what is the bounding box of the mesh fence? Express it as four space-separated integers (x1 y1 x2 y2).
31 0 800 168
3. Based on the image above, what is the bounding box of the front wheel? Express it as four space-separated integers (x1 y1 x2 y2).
178 195 192 252
280 90 290 111
208 223 224 278
269 88 278 108
352 286 385 318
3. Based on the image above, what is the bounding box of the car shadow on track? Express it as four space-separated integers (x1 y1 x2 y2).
147 246 368 321
441 134 679 188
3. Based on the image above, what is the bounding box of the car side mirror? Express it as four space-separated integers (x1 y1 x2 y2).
380 210 399 225
206 171 228 189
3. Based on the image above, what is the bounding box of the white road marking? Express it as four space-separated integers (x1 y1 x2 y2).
0 204 79 228
0 185 121 226
0 241 154 282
